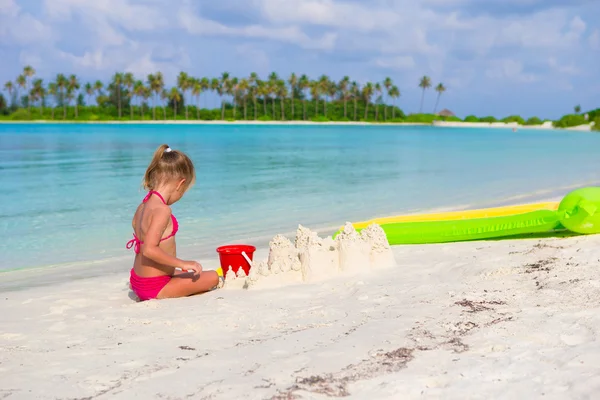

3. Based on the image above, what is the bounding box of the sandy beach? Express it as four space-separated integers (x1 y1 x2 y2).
2 209 600 399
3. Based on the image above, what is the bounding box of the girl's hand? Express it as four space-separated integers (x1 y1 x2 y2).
181 260 202 275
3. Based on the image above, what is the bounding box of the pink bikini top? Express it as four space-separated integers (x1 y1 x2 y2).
126 191 179 254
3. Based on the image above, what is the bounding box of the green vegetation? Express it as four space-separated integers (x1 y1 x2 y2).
0 66 596 130
525 117 543 125
479 116 498 123
553 114 587 128
501 115 526 125
1 66 457 123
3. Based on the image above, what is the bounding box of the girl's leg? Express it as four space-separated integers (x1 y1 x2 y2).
157 270 219 299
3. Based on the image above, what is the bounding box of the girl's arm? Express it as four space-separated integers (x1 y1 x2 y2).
140 207 187 270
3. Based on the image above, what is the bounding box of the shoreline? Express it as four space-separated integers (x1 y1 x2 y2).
2 179 593 292
0 119 595 130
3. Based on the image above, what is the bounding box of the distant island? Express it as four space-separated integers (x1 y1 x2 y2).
1 66 598 131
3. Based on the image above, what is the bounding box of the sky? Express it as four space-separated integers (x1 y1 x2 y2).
0 0 599 119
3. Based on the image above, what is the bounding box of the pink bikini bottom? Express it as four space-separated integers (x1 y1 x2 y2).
130 268 171 301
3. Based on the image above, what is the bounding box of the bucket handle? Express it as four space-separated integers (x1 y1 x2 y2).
241 251 254 268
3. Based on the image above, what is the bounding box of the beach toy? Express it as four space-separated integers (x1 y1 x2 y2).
334 187 600 245
241 251 254 269
216 244 256 276
350 201 559 230
558 187 600 234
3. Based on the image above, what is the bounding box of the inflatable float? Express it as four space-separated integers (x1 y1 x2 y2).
334 187 600 245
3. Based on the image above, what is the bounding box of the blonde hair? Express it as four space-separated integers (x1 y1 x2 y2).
143 144 196 191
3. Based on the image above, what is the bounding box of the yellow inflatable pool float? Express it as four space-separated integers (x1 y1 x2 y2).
334 187 600 245
350 201 559 230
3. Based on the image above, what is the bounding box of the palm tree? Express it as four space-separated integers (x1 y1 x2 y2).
249 72 259 120
268 72 279 119
55 74 68 119
134 80 145 119
93 80 103 104
310 80 320 118
418 76 432 113
160 88 168 120
47 82 57 119
574 105 581 114
219 72 230 120
84 83 93 106
362 82 374 120
199 77 209 112
276 80 287 120
228 77 239 119
288 73 298 119
65 89 74 118
299 74 309 120
318 75 329 117
374 83 382 121
209 78 218 112
16 75 26 108
177 71 190 119
351 81 359 121
147 74 157 119
339 76 350 119
3 81 14 107
31 78 45 117
383 77 393 121
169 87 181 120
238 78 249 120
433 83 446 114
112 72 124 118
257 81 269 118
23 65 35 116
191 79 202 119
68 74 80 118
142 86 151 119
327 81 337 119
389 86 400 119
124 72 135 119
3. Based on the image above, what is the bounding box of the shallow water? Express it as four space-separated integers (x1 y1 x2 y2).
1 123 599 271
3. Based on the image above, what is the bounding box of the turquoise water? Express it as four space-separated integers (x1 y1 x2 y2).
1 123 599 271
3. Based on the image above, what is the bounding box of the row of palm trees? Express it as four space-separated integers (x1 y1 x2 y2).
3 66 448 121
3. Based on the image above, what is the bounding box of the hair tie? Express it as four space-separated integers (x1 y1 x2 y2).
165 147 172 153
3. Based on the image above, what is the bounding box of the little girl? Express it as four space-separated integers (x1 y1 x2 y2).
126 144 221 301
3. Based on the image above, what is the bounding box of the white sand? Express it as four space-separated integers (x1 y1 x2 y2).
2 220 600 399
433 120 595 131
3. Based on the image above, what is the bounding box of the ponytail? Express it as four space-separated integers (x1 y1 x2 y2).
143 144 169 190
142 144 195 191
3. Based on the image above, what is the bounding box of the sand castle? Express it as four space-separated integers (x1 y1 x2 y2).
222 222 396 290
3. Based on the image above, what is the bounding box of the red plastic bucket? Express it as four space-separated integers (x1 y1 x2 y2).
216 244 256 276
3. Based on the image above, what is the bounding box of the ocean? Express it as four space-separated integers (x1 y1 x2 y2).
1 123 599 272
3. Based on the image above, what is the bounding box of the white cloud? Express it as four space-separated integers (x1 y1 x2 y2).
43 0 168 31
494 11 586 49
0 0 19 17
258 0 401 32
0 2 55 46
547 57 579 75
373 56 416 70
54 44 191 80
178 8 337 50
485 59 539 83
